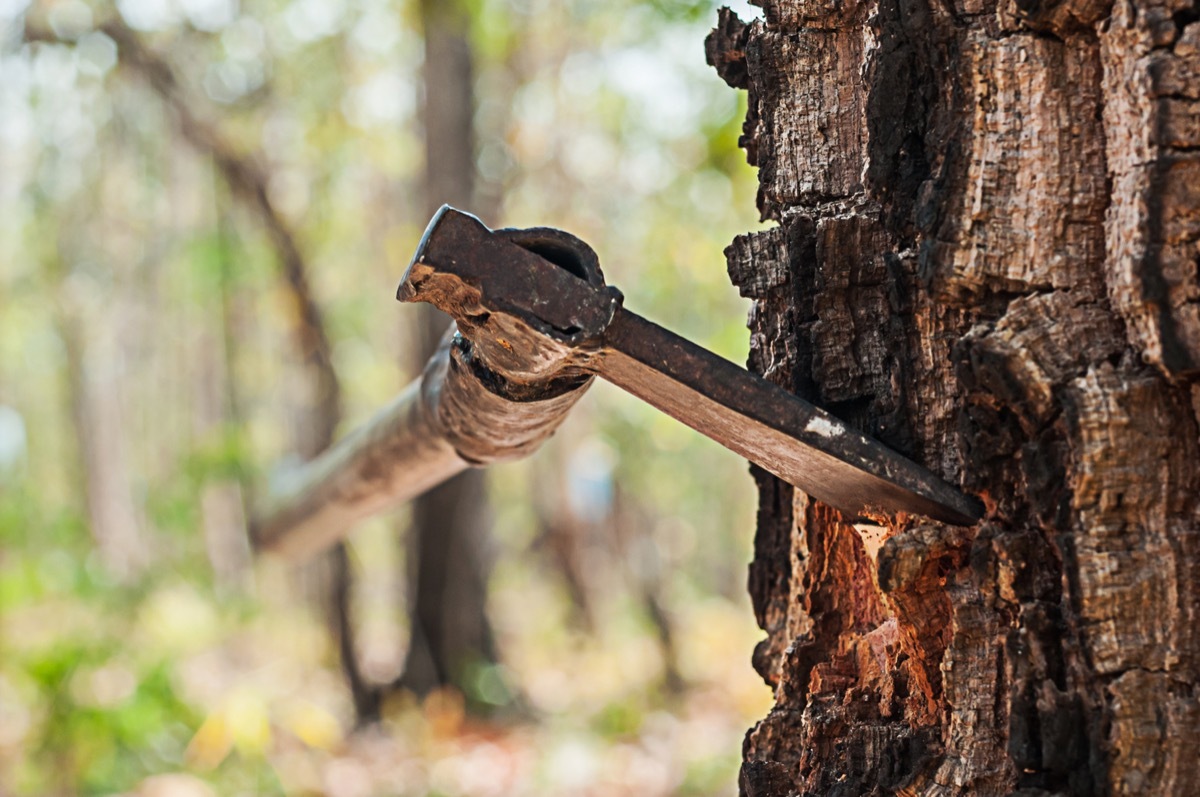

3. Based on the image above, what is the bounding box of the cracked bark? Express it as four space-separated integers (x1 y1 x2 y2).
709 0 1199 793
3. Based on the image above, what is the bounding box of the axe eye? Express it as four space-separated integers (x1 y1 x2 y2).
518 240 590 281
494 226 606 287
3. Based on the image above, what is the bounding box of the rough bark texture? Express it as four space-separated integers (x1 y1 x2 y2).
709 0 1200 792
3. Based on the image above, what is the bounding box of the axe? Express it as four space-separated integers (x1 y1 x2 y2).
254 207 982 560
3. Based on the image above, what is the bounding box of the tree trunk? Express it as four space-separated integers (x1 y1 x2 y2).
197 202 252 594
399 0 500 707
707 0 1199 793
60 288 148 581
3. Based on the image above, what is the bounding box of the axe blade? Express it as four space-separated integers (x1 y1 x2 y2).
595 309 983 526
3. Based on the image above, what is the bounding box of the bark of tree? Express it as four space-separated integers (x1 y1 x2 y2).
707 0 1199 793
399 0 500 706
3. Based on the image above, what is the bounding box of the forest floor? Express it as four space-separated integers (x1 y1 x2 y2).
1 532 771 797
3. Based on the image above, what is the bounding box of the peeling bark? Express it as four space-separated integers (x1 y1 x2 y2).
709 0 1200 792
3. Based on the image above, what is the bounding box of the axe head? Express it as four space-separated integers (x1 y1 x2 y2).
400 206 623 380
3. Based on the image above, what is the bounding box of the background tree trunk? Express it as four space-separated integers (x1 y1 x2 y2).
399 0 500 707
708 0 1199 793
196 200 252 594
59 273 148 581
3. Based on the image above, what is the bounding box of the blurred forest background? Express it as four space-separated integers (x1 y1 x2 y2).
0 0 771 794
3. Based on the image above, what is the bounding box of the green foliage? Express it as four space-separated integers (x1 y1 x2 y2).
590 697 646 740
646 0 717 23
8 592 197 793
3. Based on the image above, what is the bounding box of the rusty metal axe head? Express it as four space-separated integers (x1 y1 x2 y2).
400 206 624 381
